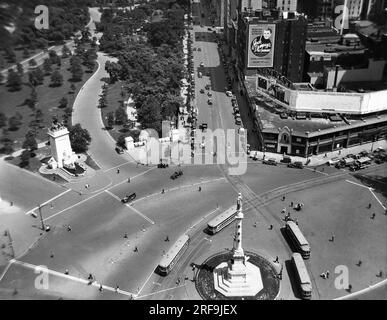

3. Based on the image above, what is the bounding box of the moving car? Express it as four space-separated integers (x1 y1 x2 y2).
115 146 124 154
157 163 169 168
288 161 304 169
263 158 277 166
208 98 213 105
121 193 136 203
207 91 212 97
170 170 183 180
200 88 205 94
205 84 211 90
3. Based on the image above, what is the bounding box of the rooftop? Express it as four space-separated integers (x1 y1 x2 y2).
244 77 387 137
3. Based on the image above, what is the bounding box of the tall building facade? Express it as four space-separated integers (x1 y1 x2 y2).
236 10 308 83
276 0 298 12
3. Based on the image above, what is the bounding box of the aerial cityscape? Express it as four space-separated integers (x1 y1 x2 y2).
0 0 386 303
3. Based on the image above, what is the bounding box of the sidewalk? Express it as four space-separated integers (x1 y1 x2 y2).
249 139 387 166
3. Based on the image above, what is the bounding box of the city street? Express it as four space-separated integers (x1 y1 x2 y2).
0 3 386 301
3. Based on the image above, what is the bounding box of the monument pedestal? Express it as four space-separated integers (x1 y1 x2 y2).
213 259 263 297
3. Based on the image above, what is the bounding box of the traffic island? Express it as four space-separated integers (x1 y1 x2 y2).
195 250 280 300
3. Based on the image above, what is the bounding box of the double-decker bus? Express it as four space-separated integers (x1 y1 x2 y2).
207 205 238 235
285 221 310 259
158 234 190 276
292 253 312 299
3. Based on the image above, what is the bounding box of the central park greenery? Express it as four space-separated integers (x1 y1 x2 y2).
100 0 190 136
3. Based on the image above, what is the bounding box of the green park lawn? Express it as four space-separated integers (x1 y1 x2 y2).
0 56 96 151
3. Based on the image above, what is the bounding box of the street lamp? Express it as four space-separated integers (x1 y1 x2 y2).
31 204 50 232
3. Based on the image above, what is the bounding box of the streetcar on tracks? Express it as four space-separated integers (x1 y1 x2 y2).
158 234 190 276
292 253 312 299
285 221 310 259
207 205 238 235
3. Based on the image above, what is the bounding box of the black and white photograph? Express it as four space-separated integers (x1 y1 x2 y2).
0 0 386 309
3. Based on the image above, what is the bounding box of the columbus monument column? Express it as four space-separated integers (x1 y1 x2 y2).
213 193 263 297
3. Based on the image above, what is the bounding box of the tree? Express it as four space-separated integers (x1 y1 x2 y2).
50 70 63 87
70 60 83 82
20 149 31 167
8 116 21 131
115 107 127 124
7 69 22 91
107 111 115 129
70 83 76 93
22 130 38 152
23 47 29 58
32 67 44 85
61 45 71 58
29 59 37 68
28 88 38 109
0 129 14 154
59 97 68 108
43 58 52 75
16 63 24 76
69 124 91 153
137 96 162 134
0 112 7 128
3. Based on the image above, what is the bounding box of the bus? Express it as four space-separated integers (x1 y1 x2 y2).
292 253 312 299
285 221 310 259
158 234 190 276
207 205 238 235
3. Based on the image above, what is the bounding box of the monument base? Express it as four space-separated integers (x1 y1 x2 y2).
213 261 263 297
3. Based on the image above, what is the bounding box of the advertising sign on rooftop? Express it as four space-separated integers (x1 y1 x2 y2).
247 23 276 68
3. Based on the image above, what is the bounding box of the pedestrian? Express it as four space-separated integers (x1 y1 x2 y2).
128 178 131 183
50 252 54 258
290 201 293 207
124 233 128 239
326 270 330 278
295 218 299 225
115 285 119 293
348 284 352 292
330 234 335 242
134 246 138 252
378 270 383 277
368 203 372 209
198 186 202 192
10 201 13 206
88 273 93 280
274 256 279 263
64 269 69 275
282 196 285 201
269 224 273 230
99 285 103 292
165 236 170 242
357 260 362 267
254 222 257 228
50 203 53 209
371 213 376 219
281 208 286 214
161 189 165 194
117 169 120 174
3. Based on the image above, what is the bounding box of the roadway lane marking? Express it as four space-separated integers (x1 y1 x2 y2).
104 190 155 225
8 259 137 297
25 189 73 215
103 160 137 173
42 168 155 222
369 189 386 210
345 180 371 189
135 285 185 300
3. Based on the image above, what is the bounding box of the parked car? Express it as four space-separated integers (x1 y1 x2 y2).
205 84 211 90
208 98 213 105
200 62 204 67
121 193 136 203
288 161 304 169
263 158 277 166
157 163 169 169
171 170 183 180
226 91 233 97
207 91 212 97
328 157 341 166
200 88 205 94
235 117 241 125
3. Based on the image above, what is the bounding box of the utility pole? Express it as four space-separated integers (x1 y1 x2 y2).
38 205 46 231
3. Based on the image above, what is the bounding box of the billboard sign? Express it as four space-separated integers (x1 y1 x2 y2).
247 23 276 68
